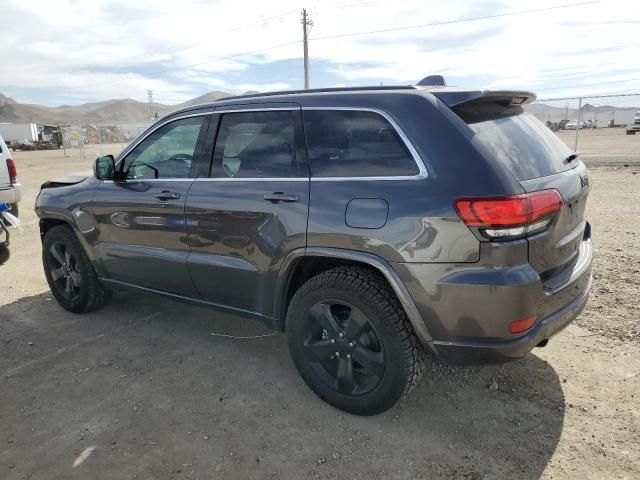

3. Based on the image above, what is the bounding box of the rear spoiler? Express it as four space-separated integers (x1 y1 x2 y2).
430 89 536 107
429 90 537 124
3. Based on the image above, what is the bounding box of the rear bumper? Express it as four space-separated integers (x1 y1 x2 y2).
0 183 21 205
394 234 593 365
429 274 590 364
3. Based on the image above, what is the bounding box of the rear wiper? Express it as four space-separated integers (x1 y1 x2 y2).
565 152 580 163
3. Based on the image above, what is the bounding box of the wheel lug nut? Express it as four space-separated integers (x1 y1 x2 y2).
348 342 354 348
330 339 335 344
346 354 351 359
338 332 344 338
335 352 340 357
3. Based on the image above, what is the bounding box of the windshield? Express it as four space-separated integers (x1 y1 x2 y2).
469 112 575 181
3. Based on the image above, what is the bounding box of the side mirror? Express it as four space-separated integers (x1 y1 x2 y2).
94 155 116 180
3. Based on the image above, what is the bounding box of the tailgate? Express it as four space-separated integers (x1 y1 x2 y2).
520 163 590 274
0 147 11 188
448 96 590 276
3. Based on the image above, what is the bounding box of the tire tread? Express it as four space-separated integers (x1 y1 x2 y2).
43 225 110 313
287 265 426 413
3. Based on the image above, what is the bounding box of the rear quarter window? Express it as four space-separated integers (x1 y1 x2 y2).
468 112 575 181
303 110 419 177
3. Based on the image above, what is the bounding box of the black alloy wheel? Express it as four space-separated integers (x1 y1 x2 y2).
303 300 385 396
42 225 111 313
286 266 426 415
48 241 82 300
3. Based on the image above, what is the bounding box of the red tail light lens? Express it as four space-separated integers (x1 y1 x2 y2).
6 158 17 184
454 189 563 239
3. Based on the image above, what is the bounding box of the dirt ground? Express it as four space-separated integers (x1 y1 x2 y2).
1 131 639 479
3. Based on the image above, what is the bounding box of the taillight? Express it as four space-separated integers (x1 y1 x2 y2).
454 189 563 240
6 158 17 184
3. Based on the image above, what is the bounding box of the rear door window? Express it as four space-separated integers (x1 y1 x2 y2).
211 110 298 178
467 112 575 180
303 110 419 177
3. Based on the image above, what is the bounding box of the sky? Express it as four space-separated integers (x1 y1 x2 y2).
1 0 639 108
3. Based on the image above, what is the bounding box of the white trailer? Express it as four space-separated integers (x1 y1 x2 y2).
0 123 38 145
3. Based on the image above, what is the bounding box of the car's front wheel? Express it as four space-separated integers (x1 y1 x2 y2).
43 225 111 313
286 266 426 415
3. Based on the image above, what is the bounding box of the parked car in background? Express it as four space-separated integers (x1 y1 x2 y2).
0 134 20 216
10 139 36 151
35 82 593 415
0 134 21 264
626 111 640 135
565 120 582 130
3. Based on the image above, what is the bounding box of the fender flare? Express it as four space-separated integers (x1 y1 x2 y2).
273 247 433 343
38 209 100 267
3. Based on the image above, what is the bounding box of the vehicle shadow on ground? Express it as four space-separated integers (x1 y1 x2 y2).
1 292 564 480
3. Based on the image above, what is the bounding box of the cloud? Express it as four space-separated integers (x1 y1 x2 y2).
0 0 638 106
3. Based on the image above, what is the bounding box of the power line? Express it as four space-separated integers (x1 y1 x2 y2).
534 77 640 92
538 92 640 101
309 1 599 41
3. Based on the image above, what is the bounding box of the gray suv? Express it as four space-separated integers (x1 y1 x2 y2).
35 84 593 415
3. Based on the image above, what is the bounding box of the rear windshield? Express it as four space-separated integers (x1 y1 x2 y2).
468 112 575 180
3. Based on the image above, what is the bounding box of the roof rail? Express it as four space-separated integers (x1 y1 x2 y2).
216 85 417 102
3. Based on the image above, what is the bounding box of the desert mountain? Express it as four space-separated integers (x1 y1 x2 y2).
0 90 248 124
2 90 637 125
0 93 16 108
175 90 233 109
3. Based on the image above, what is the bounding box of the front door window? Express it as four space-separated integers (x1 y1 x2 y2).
125 116 205 179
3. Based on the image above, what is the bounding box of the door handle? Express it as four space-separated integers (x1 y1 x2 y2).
263 192 299 203
154 191 181 201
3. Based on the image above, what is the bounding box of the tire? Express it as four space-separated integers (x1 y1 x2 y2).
42 225 111 313
286 266 426 415
0 245 9 265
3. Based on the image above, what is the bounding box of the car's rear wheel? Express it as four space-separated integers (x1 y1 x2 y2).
43 225 111 313
286 266 426 415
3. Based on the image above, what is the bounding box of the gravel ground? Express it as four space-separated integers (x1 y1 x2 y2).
1 138 639 479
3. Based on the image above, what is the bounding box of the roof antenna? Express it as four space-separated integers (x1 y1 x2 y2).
417 75 446 87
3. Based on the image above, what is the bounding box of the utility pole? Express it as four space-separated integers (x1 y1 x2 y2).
301 9 313 89
146 89 154 120
574 96 582 152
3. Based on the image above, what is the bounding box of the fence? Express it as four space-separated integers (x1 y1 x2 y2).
528 93 640 152
60 123 152 157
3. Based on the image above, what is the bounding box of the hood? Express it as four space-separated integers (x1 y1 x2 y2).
41 170 92 189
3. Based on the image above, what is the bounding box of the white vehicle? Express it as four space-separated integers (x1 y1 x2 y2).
0 122 38 147
0 134 21 214
564 120 586 130
626 111 640 135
